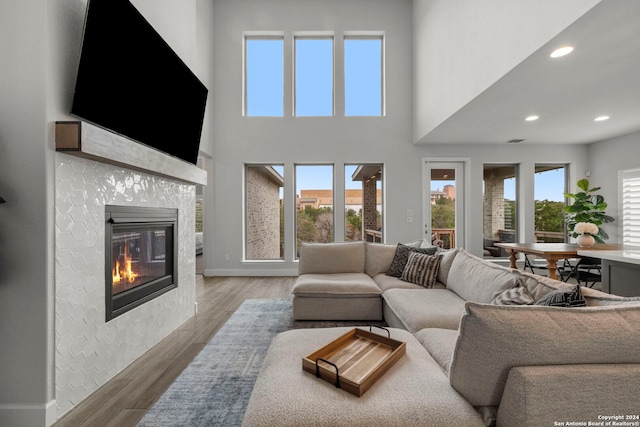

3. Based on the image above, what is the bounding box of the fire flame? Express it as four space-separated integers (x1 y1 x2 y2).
112 249 138 284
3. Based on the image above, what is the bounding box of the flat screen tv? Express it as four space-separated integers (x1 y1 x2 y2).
71 0 208 165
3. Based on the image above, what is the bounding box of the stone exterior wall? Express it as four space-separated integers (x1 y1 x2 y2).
363 180 379 234
483 173 505 240
246 167 281 259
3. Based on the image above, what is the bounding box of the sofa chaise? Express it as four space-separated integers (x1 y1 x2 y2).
243 241 640 426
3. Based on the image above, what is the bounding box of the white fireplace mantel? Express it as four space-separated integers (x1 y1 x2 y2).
55 120 207 186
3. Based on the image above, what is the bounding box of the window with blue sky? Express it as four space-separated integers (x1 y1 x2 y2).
295 37 333 116
245 37 283 116
345 37 383 116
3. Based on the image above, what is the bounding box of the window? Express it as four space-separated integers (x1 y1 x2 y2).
345 164 383 242
295 37 333 116
295 165 334 255
534 165 567 243
244 37 284 116
245 165 284 260
344 36 383 116
620 168 640 245
483 164 517 257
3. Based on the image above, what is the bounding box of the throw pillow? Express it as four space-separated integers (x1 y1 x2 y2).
491 286 535 305
536 284 586 307
387 243 439 277
399 252 442 288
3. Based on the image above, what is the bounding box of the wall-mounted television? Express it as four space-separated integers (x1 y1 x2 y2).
71 0 208 165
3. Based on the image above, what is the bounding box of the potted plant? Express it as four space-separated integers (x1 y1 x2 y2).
564 178 614 243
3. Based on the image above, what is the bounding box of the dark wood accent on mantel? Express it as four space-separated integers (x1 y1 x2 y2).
54 121 207 186
55 121 82 151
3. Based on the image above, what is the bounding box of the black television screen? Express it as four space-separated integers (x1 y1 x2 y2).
71 0 208 165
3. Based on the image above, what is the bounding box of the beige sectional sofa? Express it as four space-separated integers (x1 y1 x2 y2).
246 241 640 426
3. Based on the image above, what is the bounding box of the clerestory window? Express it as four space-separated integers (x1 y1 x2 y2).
244 36 284 116
344 35 384 116
295 36 333 116
243 32 384 117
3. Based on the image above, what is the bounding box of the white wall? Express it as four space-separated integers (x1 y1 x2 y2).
0 0 209 425
196 0 216 158
0 1 56 425
588 130 640 243
208 0 591 276
412 0 600 143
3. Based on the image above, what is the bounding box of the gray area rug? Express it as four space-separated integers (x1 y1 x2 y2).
137 298 382 427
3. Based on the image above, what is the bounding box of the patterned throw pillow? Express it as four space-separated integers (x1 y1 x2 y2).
491 286 535 305
399 252 442 288
387 244 439 277
536 284 586 307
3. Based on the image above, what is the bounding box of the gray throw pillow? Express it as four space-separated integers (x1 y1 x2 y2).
400 252 442 288
491 286 535 305
387 243 438 277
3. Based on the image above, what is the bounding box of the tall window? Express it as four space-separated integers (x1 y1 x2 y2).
534 165 567 243
344 36 383 116
620 168 640 245
483 164 517 257
245 165 284 260
244 37 284 116
295 36 333 116
345 164 383 242
295 165 334 255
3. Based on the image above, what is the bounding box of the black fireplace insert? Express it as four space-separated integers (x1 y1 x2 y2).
105 205 178 321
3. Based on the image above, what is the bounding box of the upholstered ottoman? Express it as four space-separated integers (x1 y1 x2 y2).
241 327 485 427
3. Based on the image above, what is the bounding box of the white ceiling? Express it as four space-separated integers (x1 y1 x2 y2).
417 0 640 145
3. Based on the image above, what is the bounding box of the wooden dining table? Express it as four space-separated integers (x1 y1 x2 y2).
494 242 624 280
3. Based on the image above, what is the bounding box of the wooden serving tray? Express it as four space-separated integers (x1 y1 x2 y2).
302 327 406 397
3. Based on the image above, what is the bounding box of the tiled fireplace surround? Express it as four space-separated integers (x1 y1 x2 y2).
54 153 196 415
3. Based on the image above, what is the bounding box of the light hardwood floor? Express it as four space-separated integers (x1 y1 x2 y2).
52 274 296 427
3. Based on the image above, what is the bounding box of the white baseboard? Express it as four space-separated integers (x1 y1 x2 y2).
0 400 56 427
204 268 298 277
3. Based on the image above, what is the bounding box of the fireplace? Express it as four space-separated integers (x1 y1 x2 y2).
105 205 178 321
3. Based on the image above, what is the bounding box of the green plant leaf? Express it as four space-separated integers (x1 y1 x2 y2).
577 179 590 191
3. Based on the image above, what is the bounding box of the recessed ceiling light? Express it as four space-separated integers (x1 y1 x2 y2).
507 139 525 144
525 115 539 121
594 115 610 122
550 46 574 58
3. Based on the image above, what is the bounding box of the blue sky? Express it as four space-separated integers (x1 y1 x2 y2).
295 39 333 116
534 168 565 201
